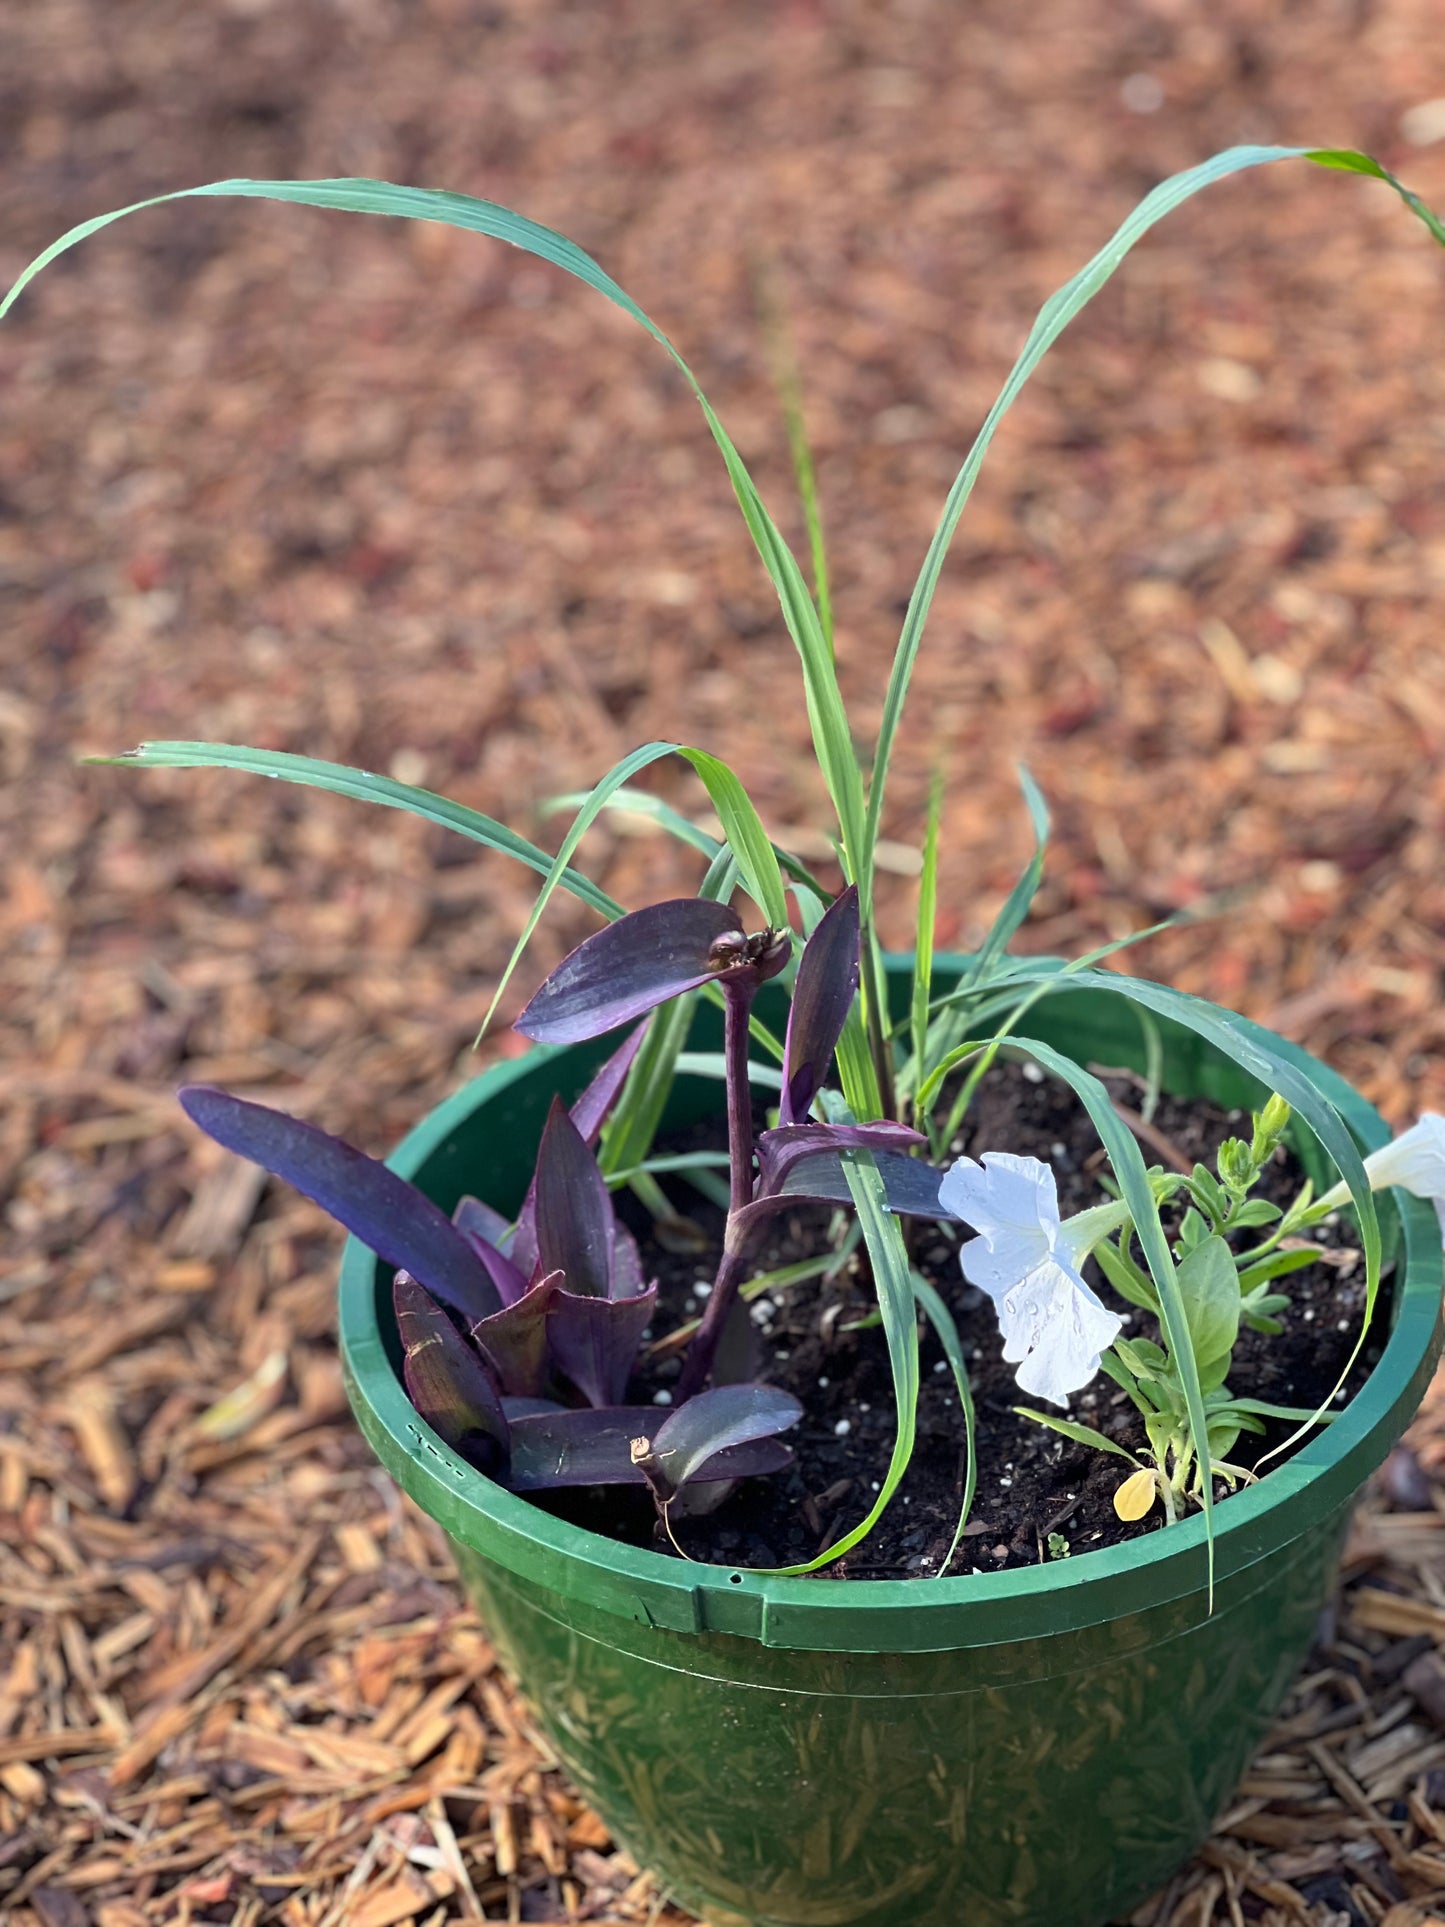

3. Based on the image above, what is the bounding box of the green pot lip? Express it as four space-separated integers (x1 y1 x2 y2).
338 961 1443 1653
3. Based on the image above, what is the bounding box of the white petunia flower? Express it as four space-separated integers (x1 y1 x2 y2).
1317 1113 1445 1236
938 1151 1124 1408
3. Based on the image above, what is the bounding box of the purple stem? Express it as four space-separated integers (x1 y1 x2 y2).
676 976 757 1400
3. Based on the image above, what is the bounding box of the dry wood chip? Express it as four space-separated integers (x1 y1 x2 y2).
345 1866 456 1927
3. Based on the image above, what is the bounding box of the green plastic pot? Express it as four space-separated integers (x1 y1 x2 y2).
338 963 1442 1927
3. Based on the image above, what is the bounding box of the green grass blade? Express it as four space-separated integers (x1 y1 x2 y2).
483 740 787 1035
757 265 834 656
998 1034 1217 1598
861 145 1445 883
965 766 1050 988
772 1151 918 1575
102 742 621 920
911 1274 977 1578
1002 967 1380 1312
678 748 788 928
671 1051 784 1092
480 740 686 1035
834 999 886 1123
1 175 865 908
1306 148 1445 244
908 772 943 1115
542 787 722 862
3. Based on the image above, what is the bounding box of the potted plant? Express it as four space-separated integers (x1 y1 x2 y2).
6 144 1443 1927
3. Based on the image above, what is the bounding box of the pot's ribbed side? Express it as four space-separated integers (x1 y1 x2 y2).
449 1508 1348 1927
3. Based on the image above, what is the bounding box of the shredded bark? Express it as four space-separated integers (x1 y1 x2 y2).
4 0 1445 1919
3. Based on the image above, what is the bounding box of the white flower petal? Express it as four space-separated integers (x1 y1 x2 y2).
958 1225 1051 1298
942 1151 1063 1293
940 1149 1062 1231
995 1256 1123 1407
1363 1115 1445 1203
945 1148 1121 1404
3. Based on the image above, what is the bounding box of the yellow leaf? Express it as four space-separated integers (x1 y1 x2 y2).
1114 1468 1158 1522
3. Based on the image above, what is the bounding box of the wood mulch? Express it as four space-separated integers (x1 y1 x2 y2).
4 2 1445 1921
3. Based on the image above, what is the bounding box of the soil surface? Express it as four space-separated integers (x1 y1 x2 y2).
547 1060 1381 1577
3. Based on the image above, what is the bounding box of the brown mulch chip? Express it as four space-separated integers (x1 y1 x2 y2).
5 0 1445 1921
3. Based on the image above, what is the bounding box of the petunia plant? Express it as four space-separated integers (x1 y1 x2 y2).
6 143 1444 1576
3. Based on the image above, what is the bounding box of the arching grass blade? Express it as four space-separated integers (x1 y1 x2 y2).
103 742 621 920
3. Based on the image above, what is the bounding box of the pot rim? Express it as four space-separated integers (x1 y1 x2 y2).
338 964 1443 1652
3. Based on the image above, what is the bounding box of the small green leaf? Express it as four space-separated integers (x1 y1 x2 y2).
1176 1235 1240 1373
1093 1237 1160 1313
1014 1408 1141 1465
1226 1198 1282 1230
1237 1246 1320 1289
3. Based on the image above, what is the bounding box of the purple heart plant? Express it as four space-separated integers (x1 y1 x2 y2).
7 146 1444 1572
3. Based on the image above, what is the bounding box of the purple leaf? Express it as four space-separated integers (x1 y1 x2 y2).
393 1273 510 1478
634 1385 803 1502
505 1404 796 1492
534 1098 615 1299
569 1021 649 1143
452 1197 529 1307
180 1086 502 1324
756 1121 927 1197
470 1271 564 1398
711 1294 760 1386
547 1282 657 1407
501 1395 566 1421
512 1022 647 1276
734 1143 962 1246
513 899 745 1045
779 885 860 1124
453 1193 513 1250
610 1221 646 1299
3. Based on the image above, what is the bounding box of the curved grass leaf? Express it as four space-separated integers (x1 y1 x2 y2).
103 743 620 920
911 1275 978 1579
179 1085 502 1324
542 786 722 862
3 178 859 913
681 748 788 929
908 771 943 1114
489 741 786 1036
1000 967 1381 1388
964 766 1050 988
861 145 1445 884
1014 1407 1141 1466
990 1033 1217 1595
771 1151 919 1574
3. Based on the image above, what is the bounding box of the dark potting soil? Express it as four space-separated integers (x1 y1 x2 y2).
537 1061 1386 1580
